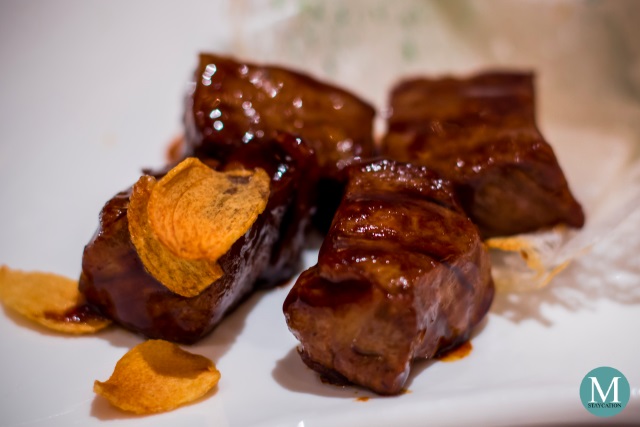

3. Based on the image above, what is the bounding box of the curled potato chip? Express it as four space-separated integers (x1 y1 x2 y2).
94 340 220 414
128 158 270 297
128 175 224 297
0 265 111 333
147 157 270 261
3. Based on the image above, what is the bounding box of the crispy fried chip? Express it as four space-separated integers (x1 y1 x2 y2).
94 340 220 414
128 175 224 297
0 265 111 333
128 158 270 297
148 157 270 261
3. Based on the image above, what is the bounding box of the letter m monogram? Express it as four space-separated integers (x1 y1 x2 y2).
589 376 620 403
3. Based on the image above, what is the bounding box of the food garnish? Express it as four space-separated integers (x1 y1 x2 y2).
0 265 110 334
128 157 270 297
485 230 574 292
94 340 220 414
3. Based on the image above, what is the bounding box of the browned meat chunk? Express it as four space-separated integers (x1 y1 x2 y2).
283 159 494 395
382 72 585 238
183 53 376 229
184 53 375 182
80 134 315 343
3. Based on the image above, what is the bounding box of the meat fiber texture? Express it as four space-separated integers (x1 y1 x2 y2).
80 135 315 344
284 159 494 395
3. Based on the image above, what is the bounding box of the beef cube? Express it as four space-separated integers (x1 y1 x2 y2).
183 53 376 229
284 159 494 395
80 134 314 343
382 72 585 238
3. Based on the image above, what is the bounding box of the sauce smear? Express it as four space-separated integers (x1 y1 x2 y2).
44 303 105 325
437 341 473 362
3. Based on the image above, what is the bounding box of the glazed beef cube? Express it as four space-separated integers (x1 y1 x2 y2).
284 159 494 395
184 53 375 181
80 134 314 343
382 72 585 238
183 53 376 229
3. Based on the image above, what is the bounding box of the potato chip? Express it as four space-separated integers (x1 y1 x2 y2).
128 158 270 297
128 175 224 297
94 340 220 414
0 265 111 333
147 157 270 261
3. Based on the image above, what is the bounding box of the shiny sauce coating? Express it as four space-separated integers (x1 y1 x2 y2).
184 53 375 183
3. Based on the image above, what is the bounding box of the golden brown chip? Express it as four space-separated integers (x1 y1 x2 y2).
147 157 270 261
127 158 270 297
94 340 221 414
0 265 111 333
128 175 224 297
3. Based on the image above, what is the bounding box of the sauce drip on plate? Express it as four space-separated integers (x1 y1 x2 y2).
437 341 473 362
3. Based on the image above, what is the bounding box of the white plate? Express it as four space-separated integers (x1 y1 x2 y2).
1 1 639 426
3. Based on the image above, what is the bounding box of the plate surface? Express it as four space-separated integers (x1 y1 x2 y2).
1 1 639 426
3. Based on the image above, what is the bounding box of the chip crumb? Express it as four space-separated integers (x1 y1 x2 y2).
94 340 220 414
485 228 575 292
485 235 545 273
